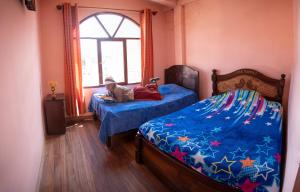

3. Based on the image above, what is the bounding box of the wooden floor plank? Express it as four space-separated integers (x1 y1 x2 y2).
39 120 170 192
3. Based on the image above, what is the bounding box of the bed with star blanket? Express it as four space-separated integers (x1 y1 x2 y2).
89 84 198 143
139 89 282 192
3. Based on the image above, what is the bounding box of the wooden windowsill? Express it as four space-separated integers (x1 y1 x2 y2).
83 82 140 89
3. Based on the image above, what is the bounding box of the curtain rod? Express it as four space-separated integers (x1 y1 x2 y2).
56 5 158 15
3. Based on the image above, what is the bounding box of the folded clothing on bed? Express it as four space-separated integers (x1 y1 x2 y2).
89 84 198 143
139 89 282 192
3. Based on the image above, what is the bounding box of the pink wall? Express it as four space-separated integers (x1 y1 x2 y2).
174 0 296 190
0 1 44 192
176 0 294 104
165 9 175 68
39 0 174 111
284 0 300 191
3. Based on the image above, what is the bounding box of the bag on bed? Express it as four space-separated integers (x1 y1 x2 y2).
133 84 162 100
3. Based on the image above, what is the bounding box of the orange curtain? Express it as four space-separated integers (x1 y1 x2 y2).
62 3 85 116
140 9 154 86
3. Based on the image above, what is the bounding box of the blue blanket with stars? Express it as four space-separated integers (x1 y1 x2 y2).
89 84 198 143
139 89 282 192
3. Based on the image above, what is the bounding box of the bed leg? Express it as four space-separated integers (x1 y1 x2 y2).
93 111 98 121
135 132 143 164
106 136 112 149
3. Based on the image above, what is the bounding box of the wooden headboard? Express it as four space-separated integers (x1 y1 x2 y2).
165 65 199 95
211 69 285 103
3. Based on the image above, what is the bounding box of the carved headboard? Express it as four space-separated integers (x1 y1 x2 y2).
211 69 285 103
165 65 199 95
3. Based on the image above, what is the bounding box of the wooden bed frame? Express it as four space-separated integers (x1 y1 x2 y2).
212 69 285 103
136 68 286 192
98 65 199 148
165 65 199 96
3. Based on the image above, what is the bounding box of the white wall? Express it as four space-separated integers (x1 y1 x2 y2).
283 0 300 190
0 1 44 191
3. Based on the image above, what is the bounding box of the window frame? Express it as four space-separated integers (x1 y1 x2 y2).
80 12 141 88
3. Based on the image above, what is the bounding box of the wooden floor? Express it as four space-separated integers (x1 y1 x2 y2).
39 120 170 192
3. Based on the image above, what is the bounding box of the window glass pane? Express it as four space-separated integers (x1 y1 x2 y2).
101 41 125 83
80 17 108 38
80 39 99 87
97 14 123 37
115 18 140 38
127 40 141 83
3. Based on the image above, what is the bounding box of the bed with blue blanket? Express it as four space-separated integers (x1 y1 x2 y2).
136 69 286 192
89 84 197 144
89 65 199 147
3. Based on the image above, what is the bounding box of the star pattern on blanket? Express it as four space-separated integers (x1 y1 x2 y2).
266 156 276 166
155 131 172 146
147 129 156 141
231 147 248 159
256 143 273 156
165 123 175 127
272 174 280 185
240 157 255 168
212 156 235 174
212 127 222 133
171 147 187 162
263 179 279 192
139 89 283 192
239 178 260 192
181 140 201 151
199 140 210 148
265 122 272 126
263 136 272 143
203 146 218 158
254 162 274 181
178 136 190 142
210 140 221 147
192 165 203 173
191 151 207 165
198 131 214 142
237 160 262 181
274 153 281 162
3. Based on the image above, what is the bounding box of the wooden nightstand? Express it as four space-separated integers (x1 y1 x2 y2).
44 93 66 135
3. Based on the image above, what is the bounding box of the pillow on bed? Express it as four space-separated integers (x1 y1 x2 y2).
211 89 283 122
158 84 190 95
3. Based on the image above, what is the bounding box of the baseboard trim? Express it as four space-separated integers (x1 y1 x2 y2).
65 115 94 126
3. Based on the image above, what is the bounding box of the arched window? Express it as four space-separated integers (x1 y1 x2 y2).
80 13 141 87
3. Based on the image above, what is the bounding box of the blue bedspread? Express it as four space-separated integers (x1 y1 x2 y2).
89 84 198 143
139 89 282 192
